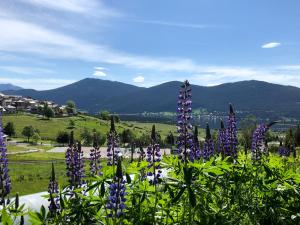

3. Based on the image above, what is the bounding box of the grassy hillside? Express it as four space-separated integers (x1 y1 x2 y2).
2 113 177 141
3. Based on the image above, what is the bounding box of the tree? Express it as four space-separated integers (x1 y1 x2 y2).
99 111 110 120
285 128 295 148
32 132 41 145
66 100 77 115
4 122 15 137
81 129 93 146
165 132 175 147
113 115 120 123
22 126 35 142
56 131 70 146
93 129 106 146
120 129 135 145
44 106 54 119
239 115 258 154
294 125 300 147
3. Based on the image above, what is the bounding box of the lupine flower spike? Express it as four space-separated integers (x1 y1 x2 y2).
278 141 290 157
225 104 238 158
177 80 194 162
217 120 226 158
65 131 85 188
90 132 102 176
203 124 214 161
0 112 10 206
48 162 60 215
251 122 276 160
106 159 127 218
107 116 120 167
146 125 162 185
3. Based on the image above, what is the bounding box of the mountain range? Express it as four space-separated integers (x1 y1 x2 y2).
3 78 300 119
0 83 23 91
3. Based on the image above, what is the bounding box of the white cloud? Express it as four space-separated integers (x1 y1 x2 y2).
93 71 106 77
0 77 75 90
0 66 52 75
133 75 145 83
17 0 121 17
132 19 210 29
261 42 281 49
93 67 107 77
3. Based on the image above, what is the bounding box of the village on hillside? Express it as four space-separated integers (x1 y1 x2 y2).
0 92 74 116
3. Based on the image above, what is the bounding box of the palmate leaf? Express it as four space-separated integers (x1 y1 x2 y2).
171 186 186 204
1 208 13 225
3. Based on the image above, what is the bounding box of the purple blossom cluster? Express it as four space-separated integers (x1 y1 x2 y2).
107 116 121 166
146 125 162 185
177 80 194 162
0 113 10 205
65 132 85 188
251 122 275 160
106 159 127 218
48 163 60 214
203 124 215 161
216 104 238 159
89 134 102 176
217 120 226 156
278 141 290 157
224 104 238 158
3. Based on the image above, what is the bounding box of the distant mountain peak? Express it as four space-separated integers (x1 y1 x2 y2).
0 83 23 91
2 79 300 119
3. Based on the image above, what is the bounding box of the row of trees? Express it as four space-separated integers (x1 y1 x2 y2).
4 121 40 144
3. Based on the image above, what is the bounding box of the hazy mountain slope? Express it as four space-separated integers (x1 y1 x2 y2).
4 79 300 118
0 83 23 91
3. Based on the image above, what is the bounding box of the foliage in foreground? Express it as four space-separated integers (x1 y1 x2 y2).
24 154 300 225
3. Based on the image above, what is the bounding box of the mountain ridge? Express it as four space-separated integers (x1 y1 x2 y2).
0 83 23 91
3 78 300 119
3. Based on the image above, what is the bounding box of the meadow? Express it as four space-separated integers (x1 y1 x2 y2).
3 114 178 141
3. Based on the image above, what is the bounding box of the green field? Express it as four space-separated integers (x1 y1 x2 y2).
3 113 179 196
3 113 177 141
9 161 67 196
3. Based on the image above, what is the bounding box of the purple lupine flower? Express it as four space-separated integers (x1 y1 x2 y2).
90 133 102 176
224 104 238 158
176 80 194 162
65 131 85 188
146 125 162 185
217 120 226 157
106 159 127 218
0 113 11 205
203 124 214 161
192 126 201 160
251 122 276 160
278 141 290 157
48 162 60 215
107 116 120 166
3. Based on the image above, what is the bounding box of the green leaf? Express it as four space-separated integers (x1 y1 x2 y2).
1 208 13 225
101 181 106 197
126 173 132 184
172 186 186 204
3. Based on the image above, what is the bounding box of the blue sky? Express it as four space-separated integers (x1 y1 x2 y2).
0 0 299 90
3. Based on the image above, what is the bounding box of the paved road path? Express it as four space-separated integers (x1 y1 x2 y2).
48 146 171 158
